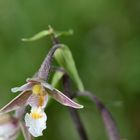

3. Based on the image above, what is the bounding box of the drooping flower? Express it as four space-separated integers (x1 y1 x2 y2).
0 44 83 138
0 77 83 115
0 78 83 137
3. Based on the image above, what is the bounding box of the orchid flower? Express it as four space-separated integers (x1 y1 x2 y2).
0 78 83 114
0 40 83 137
0 78 83 137
25 107 47 137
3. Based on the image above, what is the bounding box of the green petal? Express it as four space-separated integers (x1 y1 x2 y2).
22 30 52 42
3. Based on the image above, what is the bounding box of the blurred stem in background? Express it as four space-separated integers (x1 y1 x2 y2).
50 27 121 140
0 1 139 139
63 74 88 140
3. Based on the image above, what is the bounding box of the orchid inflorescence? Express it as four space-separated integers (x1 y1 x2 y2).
0 27 83 139
0 26 121 140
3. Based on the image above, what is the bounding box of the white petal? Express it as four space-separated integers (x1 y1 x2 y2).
25 108 47 137
25 113 32 127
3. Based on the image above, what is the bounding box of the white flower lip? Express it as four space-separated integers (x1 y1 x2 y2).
25 107 47 137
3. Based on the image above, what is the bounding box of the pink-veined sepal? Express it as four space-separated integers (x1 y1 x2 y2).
0 91 32 114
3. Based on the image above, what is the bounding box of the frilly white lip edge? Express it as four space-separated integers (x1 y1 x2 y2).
25 107 47 137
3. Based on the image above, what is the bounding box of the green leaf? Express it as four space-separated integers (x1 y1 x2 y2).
21 30 52 42
21 28 73 42
51 70 64 87
54 44 84 92
55 29 74 38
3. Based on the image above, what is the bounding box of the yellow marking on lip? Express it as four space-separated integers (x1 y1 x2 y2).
31 111 42 119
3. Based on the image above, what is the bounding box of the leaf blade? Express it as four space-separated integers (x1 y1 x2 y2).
22 30 51 42
54 44 84 92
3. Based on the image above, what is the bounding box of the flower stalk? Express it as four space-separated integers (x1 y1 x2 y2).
76 91 121 140
50 30 88 140
62 74 88 140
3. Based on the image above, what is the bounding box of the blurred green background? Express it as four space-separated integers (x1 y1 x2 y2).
0 0 140 139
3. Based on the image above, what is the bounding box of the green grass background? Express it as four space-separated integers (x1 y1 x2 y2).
0 0 140 139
